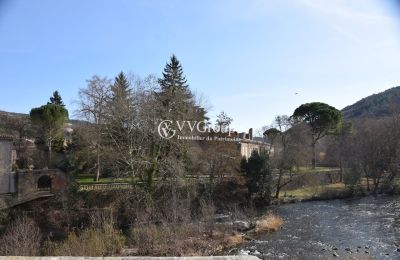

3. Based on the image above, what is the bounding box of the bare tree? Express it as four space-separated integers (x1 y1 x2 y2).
76 75 111 182
265 115 311 199
215 111 233 133
343 117 400 194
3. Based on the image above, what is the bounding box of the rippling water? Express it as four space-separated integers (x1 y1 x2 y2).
236 195 400 259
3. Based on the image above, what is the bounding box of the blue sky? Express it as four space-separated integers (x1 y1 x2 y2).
1 0 400 131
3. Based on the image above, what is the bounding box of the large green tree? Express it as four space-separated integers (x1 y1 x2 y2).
157 55 196 120
30 103 69 164
292 102 342 169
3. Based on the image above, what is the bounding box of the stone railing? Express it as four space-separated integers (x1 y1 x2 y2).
79 182 133 191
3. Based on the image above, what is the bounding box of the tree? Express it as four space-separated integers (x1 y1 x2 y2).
157 55 197 121
263 127 280 155
48 91 64 106
30 103 69 165
265 115 294 199
104 72 138 178
292 102 342 169
243 149 272 205
76 75 111 181
325 121 353 182
215 111 233 133
153 55 207 186
343 118 400 194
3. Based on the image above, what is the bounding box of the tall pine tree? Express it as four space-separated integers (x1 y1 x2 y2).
105 72 138 176
157 55 196 120
108 72 133 122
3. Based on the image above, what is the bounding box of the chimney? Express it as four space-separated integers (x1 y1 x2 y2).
248 128 253 140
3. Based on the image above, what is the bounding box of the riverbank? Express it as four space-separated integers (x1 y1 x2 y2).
118 213 283 256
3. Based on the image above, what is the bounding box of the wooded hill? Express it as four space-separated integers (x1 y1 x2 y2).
342 86 400 119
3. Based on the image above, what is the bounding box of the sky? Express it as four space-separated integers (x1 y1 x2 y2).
1 0 400 132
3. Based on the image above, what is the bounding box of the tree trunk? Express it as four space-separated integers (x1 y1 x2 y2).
275 169 283 199
48 137 52 166
146 160 157 190
96 152 100 182
312 142 317 169
339 160 343 182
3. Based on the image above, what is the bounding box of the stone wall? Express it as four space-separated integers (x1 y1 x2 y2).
240 141 264 159
16 169 71 199
0 138 13 175
0 137 15 194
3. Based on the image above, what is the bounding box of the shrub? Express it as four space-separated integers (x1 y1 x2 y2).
45 212 125 256
255 213 283 233
0 216 41 256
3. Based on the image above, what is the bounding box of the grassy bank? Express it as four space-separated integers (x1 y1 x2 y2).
281 183 347 201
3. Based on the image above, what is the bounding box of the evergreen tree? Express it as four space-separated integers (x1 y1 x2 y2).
108 72 133 128
111 72 131 103
49 91 64 106
30 103 69 164
244 150 272 205
157 55 195 119
104 71 137 176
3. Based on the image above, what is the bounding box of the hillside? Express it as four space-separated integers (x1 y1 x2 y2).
342 86 400 119
0 110 85 135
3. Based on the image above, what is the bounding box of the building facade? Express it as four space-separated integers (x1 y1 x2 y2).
0 135 16 194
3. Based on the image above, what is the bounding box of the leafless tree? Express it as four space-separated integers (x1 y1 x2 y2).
76 75 111 181
265 115 311 198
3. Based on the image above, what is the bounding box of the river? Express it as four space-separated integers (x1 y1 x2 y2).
235 195 400 259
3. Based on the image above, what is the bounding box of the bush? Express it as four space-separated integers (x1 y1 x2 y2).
0 216 41 256
343 166 362 191
45 212 125 256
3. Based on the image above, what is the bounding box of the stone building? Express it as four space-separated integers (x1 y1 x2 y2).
0 135 70 209
238 128 270 159
0 135 16 194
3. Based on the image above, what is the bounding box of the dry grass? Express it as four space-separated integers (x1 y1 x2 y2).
224 233 245 247
128 223 233 256
254 213 283 233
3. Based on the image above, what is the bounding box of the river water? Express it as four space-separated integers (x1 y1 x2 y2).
236 195 400 259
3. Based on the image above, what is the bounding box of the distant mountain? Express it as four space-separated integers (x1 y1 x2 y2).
342 86 400 119
0 110 86 128
0 110 29 118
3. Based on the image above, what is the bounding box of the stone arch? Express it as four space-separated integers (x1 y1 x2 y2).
37 175 52 191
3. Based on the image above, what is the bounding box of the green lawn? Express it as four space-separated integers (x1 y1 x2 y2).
282 183 346 199
296 166 340 173
75 177 132 184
